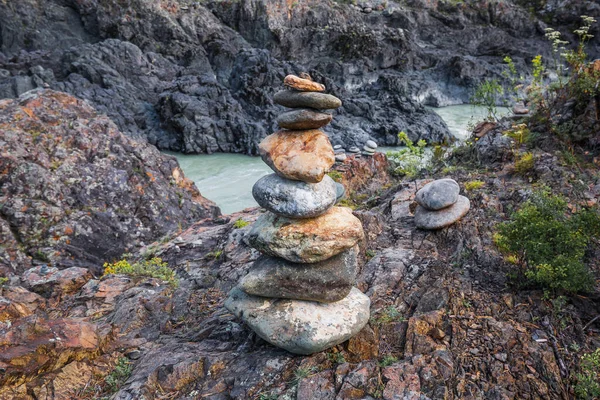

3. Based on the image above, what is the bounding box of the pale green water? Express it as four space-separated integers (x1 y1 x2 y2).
172 105 509 214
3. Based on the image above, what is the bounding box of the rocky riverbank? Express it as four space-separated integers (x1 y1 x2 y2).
1 88 599 399
1 0 597 154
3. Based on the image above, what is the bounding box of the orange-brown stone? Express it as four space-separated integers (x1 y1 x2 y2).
259 129 335 183
284 74 326 92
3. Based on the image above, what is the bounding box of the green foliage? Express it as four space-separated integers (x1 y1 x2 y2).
104 358 133 394
365 249 376 259
233 219 249 229
327 351 346 365
371 305 406 326
291 366 317 385
574 349 600 399
207 249 223 260
378 355 399 367
471 79 504 121
503 123 531 145
494 192 599 292
386 131 427 178
327 170 344 182
464 180 485 191
0 277 8 286
514 152 535 175
103 257 178 288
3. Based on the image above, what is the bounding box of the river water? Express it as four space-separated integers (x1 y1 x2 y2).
172 105 509 214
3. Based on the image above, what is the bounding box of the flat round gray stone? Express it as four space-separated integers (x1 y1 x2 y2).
252 174 336 218
414 195 470 230
239 247 358 303
335 153 347 162
415 179 460 211
348 146 360 153
274 90 342 110
366 140 377 148
277 109 333 130
224 287 371 355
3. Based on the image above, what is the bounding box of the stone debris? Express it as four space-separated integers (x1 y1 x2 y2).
226 74 369 354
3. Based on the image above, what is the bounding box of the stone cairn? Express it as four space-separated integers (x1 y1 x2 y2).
413 178 470 230
225 74 370 355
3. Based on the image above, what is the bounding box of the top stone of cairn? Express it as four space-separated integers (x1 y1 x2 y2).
284 74 326 92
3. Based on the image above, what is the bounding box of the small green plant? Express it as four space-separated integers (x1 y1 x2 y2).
464 180 485 191
327 170 344 182
327 351 346 365
233 219 249 229
371 305 406 326
365 249 376 259
471 79 504 121
258 393 278 400
103 257 178 288
386 131 427 178
574 349 600 399
503 123 531 145
104 357 133 394
207 249 223 260
494 191 599 292
378 355 398 367
514 152 535 174
290 366 317 385
0 277 8 286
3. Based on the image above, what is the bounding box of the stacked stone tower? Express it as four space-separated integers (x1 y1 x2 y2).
225 74 370 355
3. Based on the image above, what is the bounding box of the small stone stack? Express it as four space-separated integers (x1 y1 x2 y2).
225 74 370 355
414 178 470 230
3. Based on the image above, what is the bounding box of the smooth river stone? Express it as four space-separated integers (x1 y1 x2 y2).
247 206 364 263
252 174 337 218
414 195 470 230
277 109 333 130
415 178 460 211
239 246 358 303
259 130 334 183
224 287 370 355
274 90 342 110
284 75 326 92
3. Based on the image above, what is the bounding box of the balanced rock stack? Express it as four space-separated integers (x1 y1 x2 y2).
414 178 470 230
225 74 370 355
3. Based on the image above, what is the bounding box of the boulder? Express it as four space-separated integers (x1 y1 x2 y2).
414 195 470 230
239 247 358 303
21 266 92 297
259 129 335 183
224 287 370 355
274 91 342 110
252 174 337 218
415 179 460 211
277 109 333 130
283 75 326 92
247 207 364 263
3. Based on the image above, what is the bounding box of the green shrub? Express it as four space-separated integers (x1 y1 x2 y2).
386 131 427 178
104 357 133 394
0 277 8 286
574 349 600 399
494 192 599 292
103 257 178 288
464 180 485 191
471 79 504 121
514 152 535 174
233 219 249 229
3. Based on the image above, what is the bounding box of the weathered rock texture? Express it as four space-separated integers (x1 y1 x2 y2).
225 287 370 355
247 207 364 263
0 90 219 276
3 0 590 153
239 247 358 302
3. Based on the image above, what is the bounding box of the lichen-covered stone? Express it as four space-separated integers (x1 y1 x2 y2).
252 174 337 218
224 287 370 355
239 247 358 302
415 179 460 211
414 195 470 230
259 129 335 183
246 207 364 263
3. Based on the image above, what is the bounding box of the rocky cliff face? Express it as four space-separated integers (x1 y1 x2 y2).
2 0 596 154
0 90 219 277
